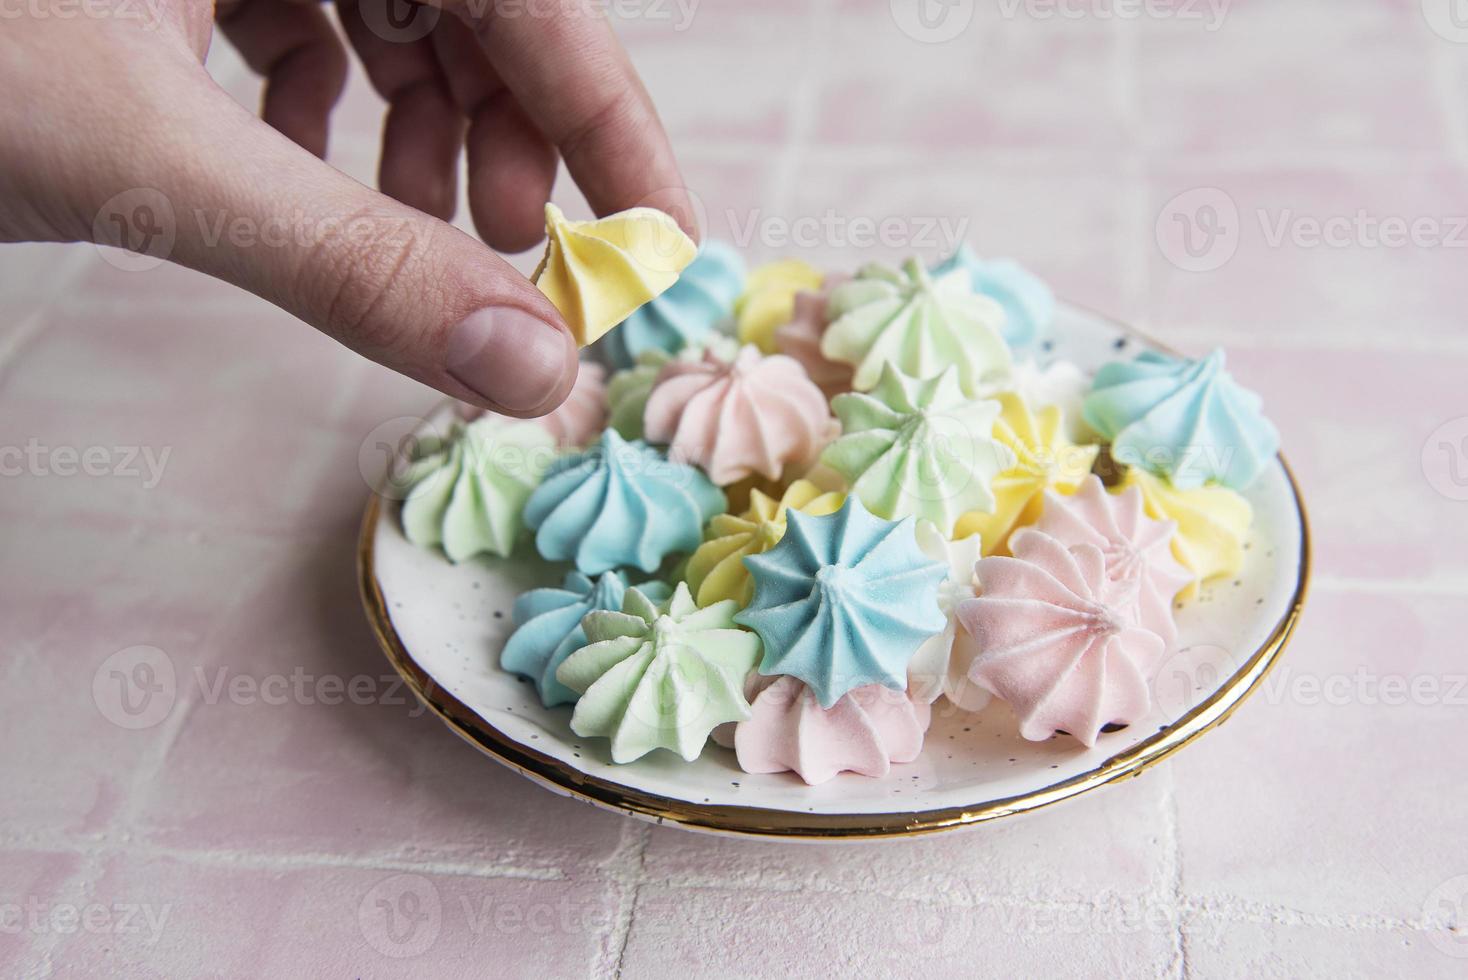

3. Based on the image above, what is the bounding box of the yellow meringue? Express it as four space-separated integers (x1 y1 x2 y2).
954 392 1099 554
531 203 697 346
734 259 824 352
1119 467 1253 601
684 479 845 607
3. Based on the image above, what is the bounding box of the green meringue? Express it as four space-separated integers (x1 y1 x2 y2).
822 364 1015 538
821 258 1012 394
401 416 556 562
606 349 671 440
556 582 761 763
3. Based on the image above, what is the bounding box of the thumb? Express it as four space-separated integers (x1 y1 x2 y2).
91 83 577 417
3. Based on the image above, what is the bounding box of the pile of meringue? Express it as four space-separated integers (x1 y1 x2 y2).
400 206 1280 785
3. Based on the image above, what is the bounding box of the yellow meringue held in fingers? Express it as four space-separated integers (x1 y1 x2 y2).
955 391 1099 555
684 479 845 608
1120 467 1253 602
531 203 697 346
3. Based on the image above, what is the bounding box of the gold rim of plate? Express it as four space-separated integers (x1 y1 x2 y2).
356 324 1311 841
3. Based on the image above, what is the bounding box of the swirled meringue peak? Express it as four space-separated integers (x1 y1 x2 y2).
684 479 846 608
954 392 1100 555
401 416 556 563
823 364 1014 537
907 524 991 710
930 246 1055 348
821 258 1012 394
735 497 947 708
772 275 854 397
501 571 670 708
523 429 725 574
735 258 825 352
534 361 608 448
643 344 833 485
606 337 740 440
957 529 1167 747
1034 475 1191 646
556 582 762 763
598 241 744 369
1083 349 1279 491
982 357 1094 444
1122 467 1253 602
732 675 931 785
531 203 696 346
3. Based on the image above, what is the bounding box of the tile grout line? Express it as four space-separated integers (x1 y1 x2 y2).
762 0 835 222
1156 324 1468 355
1 824 1456 937
1162 763 1190 980
597 820 652 979
1312 575 1468 597
1428 34 1468 167
1111 11 1152 338
0 831 567 883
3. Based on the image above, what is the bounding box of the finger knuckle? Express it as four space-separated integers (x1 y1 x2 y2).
301 209 435 352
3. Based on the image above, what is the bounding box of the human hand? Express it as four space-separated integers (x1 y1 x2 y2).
0 0 693 415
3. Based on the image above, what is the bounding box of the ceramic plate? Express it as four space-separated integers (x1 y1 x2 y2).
358 304 1309 841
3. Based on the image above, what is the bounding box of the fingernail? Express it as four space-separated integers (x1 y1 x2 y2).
446 307 574 412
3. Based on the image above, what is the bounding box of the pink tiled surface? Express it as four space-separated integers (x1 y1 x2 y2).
2 2 1466 977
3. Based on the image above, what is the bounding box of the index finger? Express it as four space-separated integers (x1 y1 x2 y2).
447 0 697 237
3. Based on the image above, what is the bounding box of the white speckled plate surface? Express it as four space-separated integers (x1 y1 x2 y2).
358 304 1308 840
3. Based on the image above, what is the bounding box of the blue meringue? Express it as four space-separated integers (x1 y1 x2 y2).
501 571 670 708
523 429 726 574
735 497 947 709
1083 349 1280 492
597 241 745 369
930 245 1054 348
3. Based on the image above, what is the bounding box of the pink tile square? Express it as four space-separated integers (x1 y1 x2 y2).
1173 591 1468 919
1147 162 1468 343
0 519 283 836
0 396 354 538
615 5 808 145
129 528 627 869
1185 920 1464 980
1137 1 1446 154
1221 346 1468 583
0 850 84 977
620 882 1175 978
815 5 1126 152
47 854 615 978
644 765 1174 904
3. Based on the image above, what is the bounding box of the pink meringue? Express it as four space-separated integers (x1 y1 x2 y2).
773 276 853 397
730 674 931 785
642 344 832 485
1033 475 1192 647
957 529 1166 747
455 361 609 450
536 362 609 448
